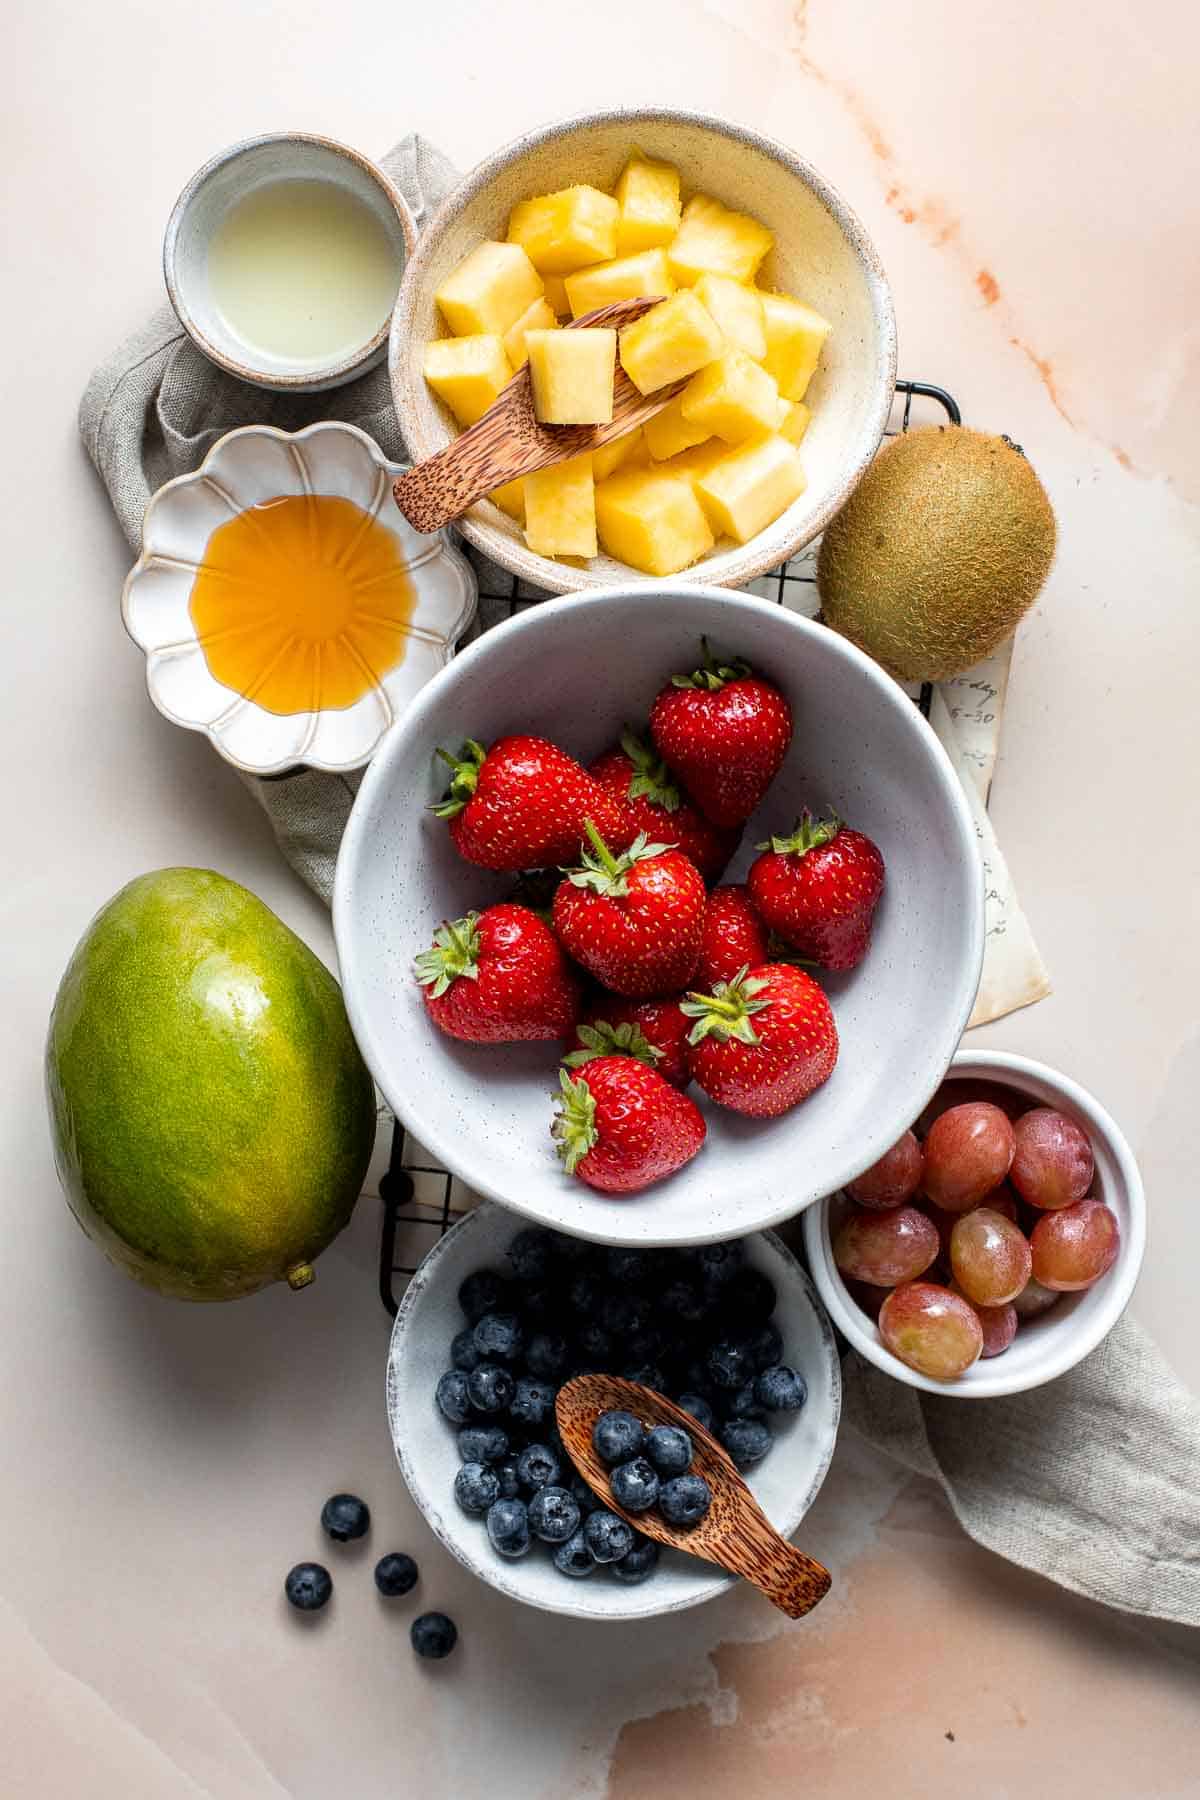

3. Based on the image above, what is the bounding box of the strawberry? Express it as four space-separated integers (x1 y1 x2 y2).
748 812 885 971
563 994 692 1088
433 736 628 872
695 885 770 989
681 963 838 1117
649 639 792 827
588 730 741 882
415 904 581 1042
551 1057 706 1194
552 825 706 998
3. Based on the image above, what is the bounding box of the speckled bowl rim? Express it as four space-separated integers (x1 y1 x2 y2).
802 1049 1147 1399
386 1203 842 1621
388 105 898 593
164 131 417 392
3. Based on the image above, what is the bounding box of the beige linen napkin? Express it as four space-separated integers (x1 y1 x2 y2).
79 133 1199 1627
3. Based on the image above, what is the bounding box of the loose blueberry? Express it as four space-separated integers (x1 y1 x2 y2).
455 1461 502 1515
612 1539 660 1584
472 1312 525 1364
659 1473 713 1527
720 1419 773 1469
610 1456 660 1513
568 1271 602 1314
374 1552 418 1597
576 1321 613 1363
645 1424 693 1477
662 1278 708 1325
706 1338 755 1391
584 1509 635 1563
495 1457 522 1500
600 1291 652 1338
720 1267 777 1324
515 1283 560 1324
693 1241 745 1288
605 1246 656 1285
626 1322 672 1366
754 1365 807 1411
486 1497 531 1558
725 1382 767 1421
516 1443 561 1492
411 1611 458 1659
676 1392 715 1432
567 1471 602 1515
508 1376 556 1431
435 1369 474 1425
458 1268 511 1324
623 1361 668 1394
527 1485 581 1544
285 1562 332 1611
507 1226 556 1283
525 1331 570 1383
467 1363 514 1414
593 1410 646 1465
457 1424 509 1464
552 1529 597 1579
450 1327 483 1372
321 1493 370 1542
745 1320 785 1371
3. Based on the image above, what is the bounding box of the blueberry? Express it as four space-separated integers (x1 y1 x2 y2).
525 1331 570 1382
486 1497 531 1557
472 1312 525 1363
411 1611 458 1658
593 1409 645 1466
576 1321 613 1363
508 1377 556 1431
457 1424 508 1464
612 1539 660 1584
659 1473 712 1527
450 1327 483 1373
600 1291 652 1338
720 1419 772 1469
745 1320 785 1371
320 1493 370 1542
548 1230 591 1263
285 1562 332 1611
495 1457 521 1500
467 1363 514 1414
567 1472 602 1515
623 1362 667 1394
527 1485 581 1544
662 1278 707 1325
458 1268 511 1324
605 1246 656 1285
610 1456 660 1513
693 1240 745 1288
706 1337 755 1391
552 1529 596 1579
721 1267 777 1324
725 1382 767 1421
645 1424 693 1477
455 1461 501 1515
584 1509 635 1563
507 1227 556 1283
627 1322 672 1365
435 1369 474 1425
568 1271 602 1314
516 1284 560 1324
676 1392 715 1432
374 1552 418 1597
755 1365 808 1411
516 1443 560 1491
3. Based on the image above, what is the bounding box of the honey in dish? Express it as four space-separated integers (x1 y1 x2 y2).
189 495 417 715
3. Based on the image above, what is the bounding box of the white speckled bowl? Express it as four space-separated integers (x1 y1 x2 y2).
387 1203 841 1620
389 107 897 592
334 584 983 1246
803 1049 1147 1397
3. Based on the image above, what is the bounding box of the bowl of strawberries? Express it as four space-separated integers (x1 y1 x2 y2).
333 583 983 1246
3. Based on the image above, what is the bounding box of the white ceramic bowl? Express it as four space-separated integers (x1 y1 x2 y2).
386 1203 841 1620
390 107 897 592
121 422 476 776
802 1049 1147 1397
164 132 416 392
334 584 983 1245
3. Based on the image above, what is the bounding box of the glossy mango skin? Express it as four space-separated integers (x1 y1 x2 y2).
45 868 375 1301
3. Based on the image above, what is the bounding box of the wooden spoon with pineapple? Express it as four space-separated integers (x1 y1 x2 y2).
556 1373 832 1619
392 298 683 535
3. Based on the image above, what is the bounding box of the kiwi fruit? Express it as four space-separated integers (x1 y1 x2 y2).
816 426 1056 681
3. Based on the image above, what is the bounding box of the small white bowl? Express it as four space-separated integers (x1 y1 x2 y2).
334 583 983 1246
802 1049 1147 1398
386 1203 841 1620
165 132 416 392
121 422 476 775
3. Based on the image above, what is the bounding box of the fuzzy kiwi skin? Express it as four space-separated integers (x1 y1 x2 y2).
816 426 1057 681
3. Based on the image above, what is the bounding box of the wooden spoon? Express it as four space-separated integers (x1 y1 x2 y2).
393 297 684 535
556 1373 832 1619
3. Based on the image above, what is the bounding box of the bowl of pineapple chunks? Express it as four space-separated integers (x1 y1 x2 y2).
390 108 897 592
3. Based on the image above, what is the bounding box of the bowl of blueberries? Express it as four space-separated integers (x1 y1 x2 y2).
387 1203 841 1619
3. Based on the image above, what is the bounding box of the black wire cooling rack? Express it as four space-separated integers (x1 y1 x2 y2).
377 378 961 1315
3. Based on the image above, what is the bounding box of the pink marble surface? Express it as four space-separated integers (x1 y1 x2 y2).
2 1 1198 1793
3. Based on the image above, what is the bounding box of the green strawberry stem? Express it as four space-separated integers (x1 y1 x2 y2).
619 729 681 813
756 810 841 857
562 1020 663 1070
430 740 487 819
413 912 482 998
551 1067 599 1174
680 964 771 1047
669 636 752 693
583 817 622 875
566 825 674 898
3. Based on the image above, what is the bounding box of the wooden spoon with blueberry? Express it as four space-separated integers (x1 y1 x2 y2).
556 1374 832 1618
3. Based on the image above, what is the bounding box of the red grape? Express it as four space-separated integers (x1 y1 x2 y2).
949 1207 1033 1306
1012 1275 1061 1320
921 1102 1015 1211
1010 1108 1094 1211
879 1282 984 1380
833 1205 939 1287
846 1131 924 1210
1030 1199 1120 1291
921 1185 1017 1262
953 1291 1018 1358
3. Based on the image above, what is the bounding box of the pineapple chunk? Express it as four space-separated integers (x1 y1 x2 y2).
693 273 766 360
614 154 682 255
434 241 544 339
565 249 674 318
643 393 712 462
502 297 559 370
593 426 648 481
524 453 597 558
489 478 525 522
526 328 616 425
543 274 571 317
680 348 780 444
423 335 512 428
777 399 811 445
758 292 832 401
695 434 806 543
596 469 714 576
651 439 731 499
618 291 724 395
507 186 619 275
668 195 773 286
